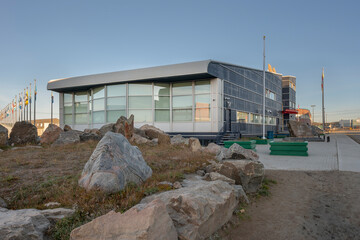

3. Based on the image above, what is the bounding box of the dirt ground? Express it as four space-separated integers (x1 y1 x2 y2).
222 170 360 240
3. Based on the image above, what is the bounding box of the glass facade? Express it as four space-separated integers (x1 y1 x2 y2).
63 80 212 126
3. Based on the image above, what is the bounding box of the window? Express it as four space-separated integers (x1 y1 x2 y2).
93 86 105 124
237 111 248 123
266 89 276 100
64 93 73 125
173 82 192 122
74 91 89 124
195 80 210 122
266 116 276 125
128 83 152 122
251 114 262 124
107 84 126 122
154 83 170 122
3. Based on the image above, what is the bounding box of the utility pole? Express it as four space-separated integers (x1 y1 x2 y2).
262 35 266 139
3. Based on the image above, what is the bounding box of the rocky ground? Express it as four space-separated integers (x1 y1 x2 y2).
218 170 360 240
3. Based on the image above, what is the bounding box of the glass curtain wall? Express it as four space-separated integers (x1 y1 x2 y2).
172 82 193 121
154 83 170 122
74 91 89 124
195 80 211 121
93 87 105 123
128 83 152 122
64 93 73 125
107 84 126 122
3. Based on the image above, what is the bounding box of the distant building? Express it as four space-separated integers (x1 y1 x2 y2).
281 76 297 129
31 118 59 136
47 60 286 141
296 109 311 125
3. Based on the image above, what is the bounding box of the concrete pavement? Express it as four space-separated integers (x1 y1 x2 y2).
257 134 360 172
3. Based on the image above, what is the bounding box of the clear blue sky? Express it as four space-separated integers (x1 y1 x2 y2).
1 0 359 122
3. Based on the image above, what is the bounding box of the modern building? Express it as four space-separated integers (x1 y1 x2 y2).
281 76 297 129
47 60 284 142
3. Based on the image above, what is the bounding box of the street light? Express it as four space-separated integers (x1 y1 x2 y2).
311 105 316 124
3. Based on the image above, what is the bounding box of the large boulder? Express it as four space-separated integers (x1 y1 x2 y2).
113 115 134 140
139 124 170 145
140 179 238 240
170 134 189 145
204 172 236 185
70 199 177 240
63 125 72 131
52 130 80 146
130 133 152 145
0 124 8 146
221 160 265 193
99 123 115 137
0 207 73 240
78 132 152 193
205 142 221 155
9 121 38 145
216 144 259 161
288 120 316 137
40 124 62 144
134 128 147 138
79 132 102 142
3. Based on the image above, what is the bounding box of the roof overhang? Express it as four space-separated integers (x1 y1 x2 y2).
282 109 298 114
47 60 213 92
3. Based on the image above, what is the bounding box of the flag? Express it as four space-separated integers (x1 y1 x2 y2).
19 95 22 110
34 80 37 101
321 68 324 91
25 89 28 105
51 92 54 103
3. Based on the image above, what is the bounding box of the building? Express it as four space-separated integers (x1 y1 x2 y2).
281 76 297 129
296 109 311 125
31 118 60 136
47 60 285 141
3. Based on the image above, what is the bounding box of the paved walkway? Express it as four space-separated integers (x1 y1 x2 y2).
257 134 360 172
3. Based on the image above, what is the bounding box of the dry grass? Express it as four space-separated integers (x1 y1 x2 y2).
0 141 214 239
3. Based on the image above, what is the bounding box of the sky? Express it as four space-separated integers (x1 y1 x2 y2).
0 0 359 122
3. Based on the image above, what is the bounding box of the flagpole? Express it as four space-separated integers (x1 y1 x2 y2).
322 68 325 131
34 79 37 126
51 92 53 125
30 83 32 124
262 35 266 139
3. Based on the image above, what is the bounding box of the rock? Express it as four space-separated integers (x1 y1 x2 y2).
222 160 265 193
63 125 72 131
79 132 102 142
84 128 101 135
170 134 189 145
204 172 236 185
173 181 182 189
44 202 61 208
78 132 152 193
288 120 317 137
40 124 62 144
189 137 201 152
139 124 170 145
216 144 259 161
52 130 80 146
196 170 205 176
233 185 249 204
0 197 7 208
70 199 177 240
218 162 241 184
0 208 50 240
0 124 8 146
158 181 173 188
204 160 222 173
40 208 75 222
99 123 115 137
206 143 221 154
140 179 238 240
151 138 158 145
9 121 38 145
134 127 147 138
130 133 151 145
113 115 134 140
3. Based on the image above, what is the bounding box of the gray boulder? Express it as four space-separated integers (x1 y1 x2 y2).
130 133 151 145
216 144 259 161
222 160 265 193
9 121 38 145
70 199 177 240
139 124 170 145
140 179 238 240
52 130 80 146
170 134 189 145
0 124 8 146
0 197 7 208
189 137 201 152
203 172 236 185
78 132 152 193
205 143 221 155
113 115 134 140
99 123 115 137
79 132 102 142
134 127 147 138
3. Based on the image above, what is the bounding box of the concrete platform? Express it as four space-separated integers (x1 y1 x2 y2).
258 134 360 172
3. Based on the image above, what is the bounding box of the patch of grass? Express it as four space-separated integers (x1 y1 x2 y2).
256 178 277 198
3 175 19 182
